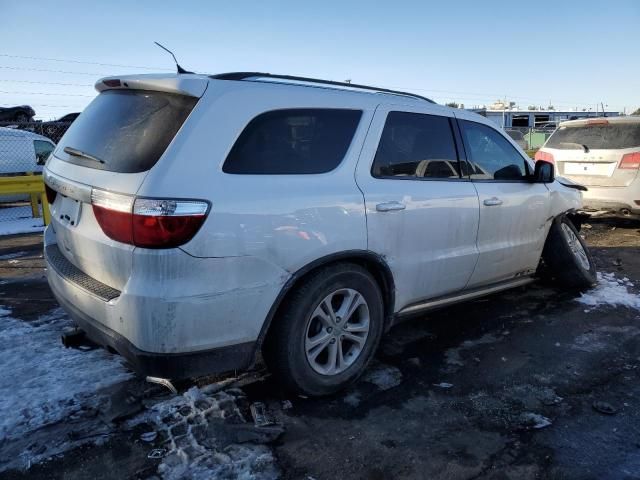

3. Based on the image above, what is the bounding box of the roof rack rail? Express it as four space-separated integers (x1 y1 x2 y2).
209 72 435 103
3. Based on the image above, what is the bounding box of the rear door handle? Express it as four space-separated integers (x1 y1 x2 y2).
483 197 503 206
376 201 406 212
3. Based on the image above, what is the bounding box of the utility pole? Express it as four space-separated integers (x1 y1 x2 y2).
502 96 506 128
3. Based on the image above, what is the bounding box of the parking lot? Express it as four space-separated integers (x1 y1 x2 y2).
0 216 637 479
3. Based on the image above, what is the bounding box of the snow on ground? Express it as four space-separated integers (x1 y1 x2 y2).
577 272 640 311
363 363 403 391
0 306 133 471
571 326 640 353
0 206 44 236
128 386 280 480
0 305 281 477
0 251 26 260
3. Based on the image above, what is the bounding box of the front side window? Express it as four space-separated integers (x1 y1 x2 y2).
372 111 460 179
34 140 54 165
460 120 529 181
223 109 362 174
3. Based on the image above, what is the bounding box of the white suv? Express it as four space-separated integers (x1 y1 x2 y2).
43 73 596 395
536 116 640 217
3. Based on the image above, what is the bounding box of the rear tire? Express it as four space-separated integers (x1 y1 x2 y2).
542 214 597 289
263 263 384 396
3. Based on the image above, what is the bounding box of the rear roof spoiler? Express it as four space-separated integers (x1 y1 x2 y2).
95 74 208 98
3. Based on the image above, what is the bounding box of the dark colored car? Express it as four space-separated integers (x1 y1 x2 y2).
0 105 35 123
38 112 81 142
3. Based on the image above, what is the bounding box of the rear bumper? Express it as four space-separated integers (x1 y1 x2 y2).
581 184 640 215
43 225 288 379
49 279 255 379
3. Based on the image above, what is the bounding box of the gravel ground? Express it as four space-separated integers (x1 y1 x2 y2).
0 216 639 480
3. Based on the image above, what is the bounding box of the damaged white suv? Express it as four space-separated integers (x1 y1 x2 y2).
43 72 596 396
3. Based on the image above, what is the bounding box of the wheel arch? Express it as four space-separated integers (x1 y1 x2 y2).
565 209 590 231
252 250 395 363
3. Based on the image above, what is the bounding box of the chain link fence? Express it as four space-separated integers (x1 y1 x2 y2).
504 126 555 151
0 121 71 231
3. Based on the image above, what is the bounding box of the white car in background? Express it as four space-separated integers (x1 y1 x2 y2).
43 72 595 396
0 127 55 175
0 127 55 202
536 116 640 217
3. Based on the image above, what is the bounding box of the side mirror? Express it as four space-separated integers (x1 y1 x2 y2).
532 160 554 183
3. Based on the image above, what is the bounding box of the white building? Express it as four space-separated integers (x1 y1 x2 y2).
470 108 621 128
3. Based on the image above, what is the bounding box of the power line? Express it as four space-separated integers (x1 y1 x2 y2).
1 102 81 107
0 69 620 111
0 65 109 76
0 79 93 87
0 64 610 108
0 53 168 71
0 90 95 97
0 53 620 109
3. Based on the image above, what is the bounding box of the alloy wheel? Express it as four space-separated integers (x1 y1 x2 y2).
561 223 590 270
304 288 370 376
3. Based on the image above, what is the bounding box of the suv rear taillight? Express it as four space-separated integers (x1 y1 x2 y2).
619 152 640 170
132 198 209 248
91 189 209 248
534 151 555 163
91 189 135 244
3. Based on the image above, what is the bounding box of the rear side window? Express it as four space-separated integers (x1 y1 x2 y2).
372 112 460 179
223 109 362 174
546 123 640 150
57 89 197 173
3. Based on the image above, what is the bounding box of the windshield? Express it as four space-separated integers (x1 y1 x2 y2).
56 89 197 173
545 123 640 150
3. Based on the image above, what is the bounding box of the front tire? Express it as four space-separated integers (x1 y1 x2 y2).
263 263 384 396
542 214 597 289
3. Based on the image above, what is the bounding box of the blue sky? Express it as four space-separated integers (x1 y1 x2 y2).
2 0 638 119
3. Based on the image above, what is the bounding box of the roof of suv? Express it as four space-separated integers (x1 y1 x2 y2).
209 72 436 104
559 116 640 127
96 72 436 105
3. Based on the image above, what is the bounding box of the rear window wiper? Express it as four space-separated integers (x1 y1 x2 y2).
558 142 590 153
63 146 105 164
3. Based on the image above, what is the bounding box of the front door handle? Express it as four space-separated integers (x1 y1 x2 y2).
483 197 503 207
376 201 406 212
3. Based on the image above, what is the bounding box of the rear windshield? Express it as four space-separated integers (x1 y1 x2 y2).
546 123 640 150
56 89 197 173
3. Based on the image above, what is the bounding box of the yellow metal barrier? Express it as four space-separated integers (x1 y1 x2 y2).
0 174 50 225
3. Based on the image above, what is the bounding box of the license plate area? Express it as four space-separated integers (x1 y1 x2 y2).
56 195 82 227
563 162 615 176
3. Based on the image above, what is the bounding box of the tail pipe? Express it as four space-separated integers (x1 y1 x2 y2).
61 327 87 348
